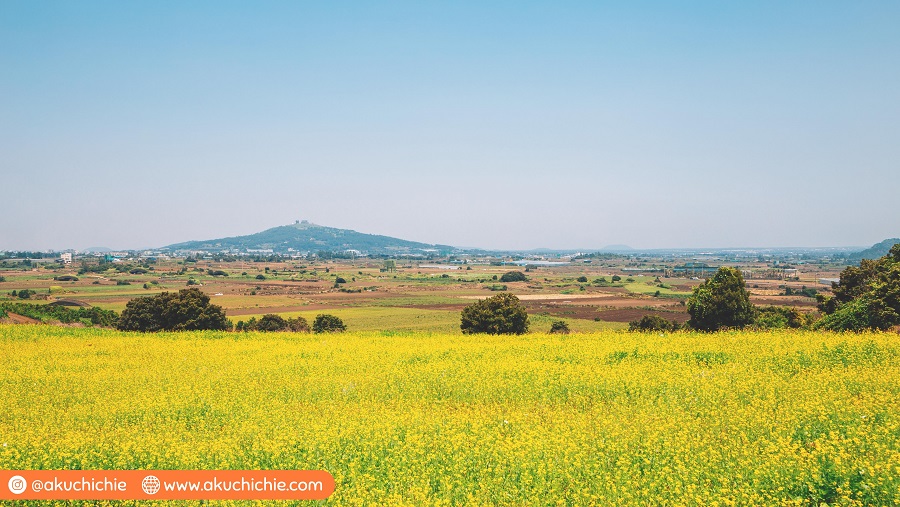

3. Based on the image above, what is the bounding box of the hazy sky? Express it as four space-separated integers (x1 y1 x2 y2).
2 1 898 251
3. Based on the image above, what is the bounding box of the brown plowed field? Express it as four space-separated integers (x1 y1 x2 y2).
227 304 343 316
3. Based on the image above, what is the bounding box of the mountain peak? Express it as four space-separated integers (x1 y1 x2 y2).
162 222 453 255
850 238 900 261
290 220 319 230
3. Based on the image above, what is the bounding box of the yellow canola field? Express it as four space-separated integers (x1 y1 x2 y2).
1 324 899 506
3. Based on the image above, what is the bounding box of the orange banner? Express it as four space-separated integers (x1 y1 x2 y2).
1 470 334 500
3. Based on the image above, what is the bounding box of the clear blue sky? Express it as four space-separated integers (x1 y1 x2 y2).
2 1 898 251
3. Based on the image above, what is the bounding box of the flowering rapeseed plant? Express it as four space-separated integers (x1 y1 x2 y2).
1 325 898 506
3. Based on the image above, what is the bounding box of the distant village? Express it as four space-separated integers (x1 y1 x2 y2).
0 244 858 287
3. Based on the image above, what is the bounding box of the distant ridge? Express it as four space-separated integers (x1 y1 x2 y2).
161 221 455 255
850 238 900 261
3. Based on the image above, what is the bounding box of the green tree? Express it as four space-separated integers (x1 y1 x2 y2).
755 306 807 329
499 271 527 283
117 288 230 332
254 314 289 332
815 297 881 332
460 293 529 335
686 267 756 331
286 316 310 332
313 314 346 333
816 244 900 331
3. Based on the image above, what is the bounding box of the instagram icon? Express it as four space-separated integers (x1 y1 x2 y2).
8 476 27 495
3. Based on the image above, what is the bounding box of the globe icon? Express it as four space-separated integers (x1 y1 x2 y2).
141 475 161 495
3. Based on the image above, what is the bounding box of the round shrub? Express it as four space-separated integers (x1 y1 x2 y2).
499 271 527 283
313 314 346 333
549 320 570 334
460 293 529 335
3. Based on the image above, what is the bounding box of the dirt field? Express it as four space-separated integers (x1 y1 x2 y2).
0 257 835 330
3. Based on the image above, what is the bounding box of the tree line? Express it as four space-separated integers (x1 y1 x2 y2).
459 244 900 334
116 288 347 333
0 301 118 327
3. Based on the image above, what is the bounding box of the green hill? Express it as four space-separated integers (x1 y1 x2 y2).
162 221 454 255
849 238 900 261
